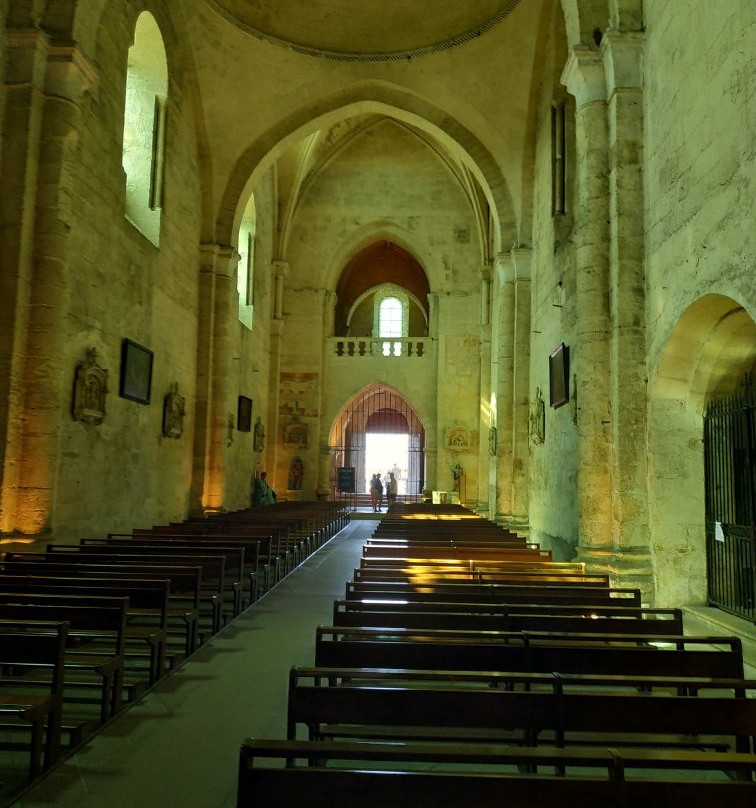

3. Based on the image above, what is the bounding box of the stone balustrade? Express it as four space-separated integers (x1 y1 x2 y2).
329 337 431 358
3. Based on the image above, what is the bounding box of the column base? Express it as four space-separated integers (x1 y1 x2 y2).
574 543 655 605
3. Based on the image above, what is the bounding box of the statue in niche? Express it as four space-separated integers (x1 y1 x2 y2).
72 348 108 425
288 456 304 490
253 417 265 452
451 463 463 490
530 387 545 445
162 382 186 439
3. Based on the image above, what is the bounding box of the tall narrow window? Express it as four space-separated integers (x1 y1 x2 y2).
376 294 407 356
237 194 256 329
122 12 168 246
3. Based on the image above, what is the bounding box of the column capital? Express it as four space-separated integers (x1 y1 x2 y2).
562 45 606 107
199 243 240 277
272 260 290 278
495 248 531 285
601 31 644 95
45 43 99 102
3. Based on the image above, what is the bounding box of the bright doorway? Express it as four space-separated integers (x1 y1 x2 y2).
365 433 409 494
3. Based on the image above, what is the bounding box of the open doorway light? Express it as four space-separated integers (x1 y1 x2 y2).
365 432 409 494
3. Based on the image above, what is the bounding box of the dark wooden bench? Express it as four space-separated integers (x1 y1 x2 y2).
237 738 756 808
362 546 553 561
331 600 685 636
0 578 169 684
0 599 127 725
20 549 229 632
352 566 611 586
286 669 756 755
75 540 249 612
344 580 642 607
314 625 745 679
0 563 208 655
0 619 67 779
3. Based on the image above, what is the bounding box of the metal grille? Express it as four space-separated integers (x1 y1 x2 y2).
329 384 425 501
704 381 756 622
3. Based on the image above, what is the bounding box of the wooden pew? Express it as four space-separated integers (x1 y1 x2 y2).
0 620 67 779
344 580 642 607
17 549 229 632
0 563 206 656
237 738 756 808
0 578 169 684
352 566 611 586
331 601 685 637
286 668 756 754
362 545 553 562
75 540 249 612
314 625 745 679
0 599 127 725
113 531 269 596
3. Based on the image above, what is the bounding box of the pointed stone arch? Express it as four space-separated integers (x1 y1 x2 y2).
328 383 426 497
214 81 517 254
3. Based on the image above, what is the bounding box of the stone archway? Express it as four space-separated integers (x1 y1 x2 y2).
649 294 756 607
327 384 425 499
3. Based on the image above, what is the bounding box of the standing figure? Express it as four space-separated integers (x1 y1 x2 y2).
386 472 398 507
369 473 383 512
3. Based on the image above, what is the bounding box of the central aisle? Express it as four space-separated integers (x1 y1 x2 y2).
15 519 375 808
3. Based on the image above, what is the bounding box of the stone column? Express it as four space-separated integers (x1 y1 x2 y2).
493 252 515 523
477 264 493 513
318 290 337 497
603 31 653 596
190 245 238 515
2 35 96 534
510 248 531 529
562 46 614 568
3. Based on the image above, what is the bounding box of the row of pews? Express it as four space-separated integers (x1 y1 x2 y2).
0 501 348 802
237 502 756 807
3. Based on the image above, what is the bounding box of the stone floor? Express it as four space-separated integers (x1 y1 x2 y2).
6 515 756 808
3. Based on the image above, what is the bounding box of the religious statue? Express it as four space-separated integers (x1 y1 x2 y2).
530 387 545 445
162 382 186 439
253 416 265 452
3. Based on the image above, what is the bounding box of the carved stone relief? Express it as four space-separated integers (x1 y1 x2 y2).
283 415 308 447
447 423 471 452
72 348 108 425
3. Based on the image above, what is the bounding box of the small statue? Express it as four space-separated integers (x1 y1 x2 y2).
253 416 265 452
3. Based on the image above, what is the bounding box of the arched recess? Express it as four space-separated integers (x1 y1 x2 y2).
335 241 430 337
328 384 426 498
649 294 756 609
214 81 517 254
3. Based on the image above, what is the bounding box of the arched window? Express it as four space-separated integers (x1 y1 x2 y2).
374 290 408 356
237 194 256 329
122 12 168 246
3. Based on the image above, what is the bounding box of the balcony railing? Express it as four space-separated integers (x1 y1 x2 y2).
329 337 431 358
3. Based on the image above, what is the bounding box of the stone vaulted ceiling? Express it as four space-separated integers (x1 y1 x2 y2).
203 0 525 59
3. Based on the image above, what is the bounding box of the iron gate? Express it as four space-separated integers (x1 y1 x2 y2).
704 380 756 622
329 385 425 502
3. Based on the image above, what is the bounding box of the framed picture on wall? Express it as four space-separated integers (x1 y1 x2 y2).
119 338 154 404
549 342 569 409
237 395 252 432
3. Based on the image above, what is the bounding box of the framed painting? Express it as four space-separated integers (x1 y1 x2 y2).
549 342 569 409
237 395 252 432
119 338 153 405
